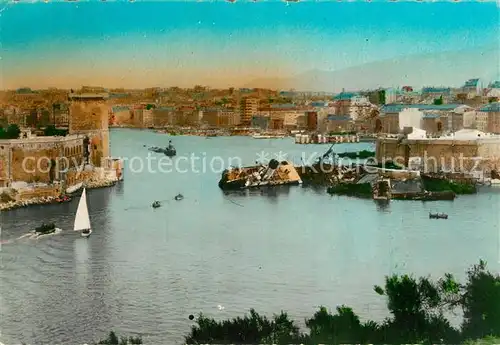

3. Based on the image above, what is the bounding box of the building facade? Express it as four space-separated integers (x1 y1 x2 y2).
0 135 84 187
68 92 110 167
239 97 259 126
376 129 500 173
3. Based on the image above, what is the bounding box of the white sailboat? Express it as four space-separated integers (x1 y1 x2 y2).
74 188 92 238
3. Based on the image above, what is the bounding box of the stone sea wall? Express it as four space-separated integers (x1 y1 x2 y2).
0 169 118 211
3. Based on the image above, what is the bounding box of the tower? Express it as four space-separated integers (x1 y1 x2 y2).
68 92 110 167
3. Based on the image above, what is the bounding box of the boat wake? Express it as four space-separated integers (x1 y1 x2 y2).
1 228 64 245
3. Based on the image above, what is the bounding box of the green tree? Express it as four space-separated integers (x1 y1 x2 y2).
433 95 444 105
0 124 21 139
378 90 386 105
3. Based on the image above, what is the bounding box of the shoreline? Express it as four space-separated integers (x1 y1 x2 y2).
0 180 117 212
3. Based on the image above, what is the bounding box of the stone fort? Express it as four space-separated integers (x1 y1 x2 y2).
0 92 111 187
376 133 500 174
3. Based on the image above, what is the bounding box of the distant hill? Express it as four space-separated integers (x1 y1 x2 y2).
245 45 499 92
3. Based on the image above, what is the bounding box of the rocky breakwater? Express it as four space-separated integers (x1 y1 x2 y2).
0 195 59 211
85 175 117 189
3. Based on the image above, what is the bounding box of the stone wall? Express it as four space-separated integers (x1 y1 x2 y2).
69 99 110 167
69 100 109 132
0 136 84 184
0 145 10 187
17 185 60 201
376 138 500 173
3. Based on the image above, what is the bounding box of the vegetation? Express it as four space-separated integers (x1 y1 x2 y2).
34 222 56 234
366 160 404 170
327 182 373 198
96 331 142 344
336 150 375 159
180 261 499 344
433 95 444 105
422 176 477 194
44 125 68 137
378 89 386 105
0 124 21 139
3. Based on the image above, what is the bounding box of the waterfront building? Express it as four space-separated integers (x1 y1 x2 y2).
201 107 239 127
379 104 471 134
0 134 85 187
326 115 354 133
251 115 270 130
376 128 500 173
332 92 371 118
478 102 500 134
132 107 154 128
111 105 133 126
239 97 259 126
306 111 318 131
152 106 176 127
68 92 110 167
461 78 482 98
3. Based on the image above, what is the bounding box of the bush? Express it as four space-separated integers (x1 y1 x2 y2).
91 261 499 345
96 331 142 344
327 182 372 198
0 124 21 139
184 261 499 345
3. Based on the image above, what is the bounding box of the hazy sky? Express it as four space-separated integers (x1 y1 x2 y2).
2 0 498 90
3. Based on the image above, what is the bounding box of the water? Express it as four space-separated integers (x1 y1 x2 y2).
1 128 499 344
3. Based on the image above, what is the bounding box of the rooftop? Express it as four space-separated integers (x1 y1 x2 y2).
489 81 500 89
463 78 480 88
333 92 360 101
422 87 451 93
69 92 109 100
380 103 465 115
479 102 500 112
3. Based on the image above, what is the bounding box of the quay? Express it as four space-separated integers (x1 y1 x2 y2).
295 133 360 144
0 91 124 212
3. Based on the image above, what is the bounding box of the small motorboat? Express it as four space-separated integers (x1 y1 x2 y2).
174 194 184 201
152 201 161 208
429 212 448 219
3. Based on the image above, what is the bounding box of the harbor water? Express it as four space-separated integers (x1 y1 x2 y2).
1 128 499 344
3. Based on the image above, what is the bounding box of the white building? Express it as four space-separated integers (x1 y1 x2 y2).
407 127 427 139
398 108 424 131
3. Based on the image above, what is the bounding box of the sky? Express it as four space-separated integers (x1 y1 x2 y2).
1 0 499 90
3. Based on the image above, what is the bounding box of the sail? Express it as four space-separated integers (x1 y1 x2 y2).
74 188 91 231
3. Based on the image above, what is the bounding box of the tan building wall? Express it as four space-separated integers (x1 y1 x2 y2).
10 136 83 183
68 93 110 167
18 185 61 201
0 146 10 187
240 97 259 126
376 138 500 173
381 114 399 134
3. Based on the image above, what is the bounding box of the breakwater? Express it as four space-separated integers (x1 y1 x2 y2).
0 179 117 211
